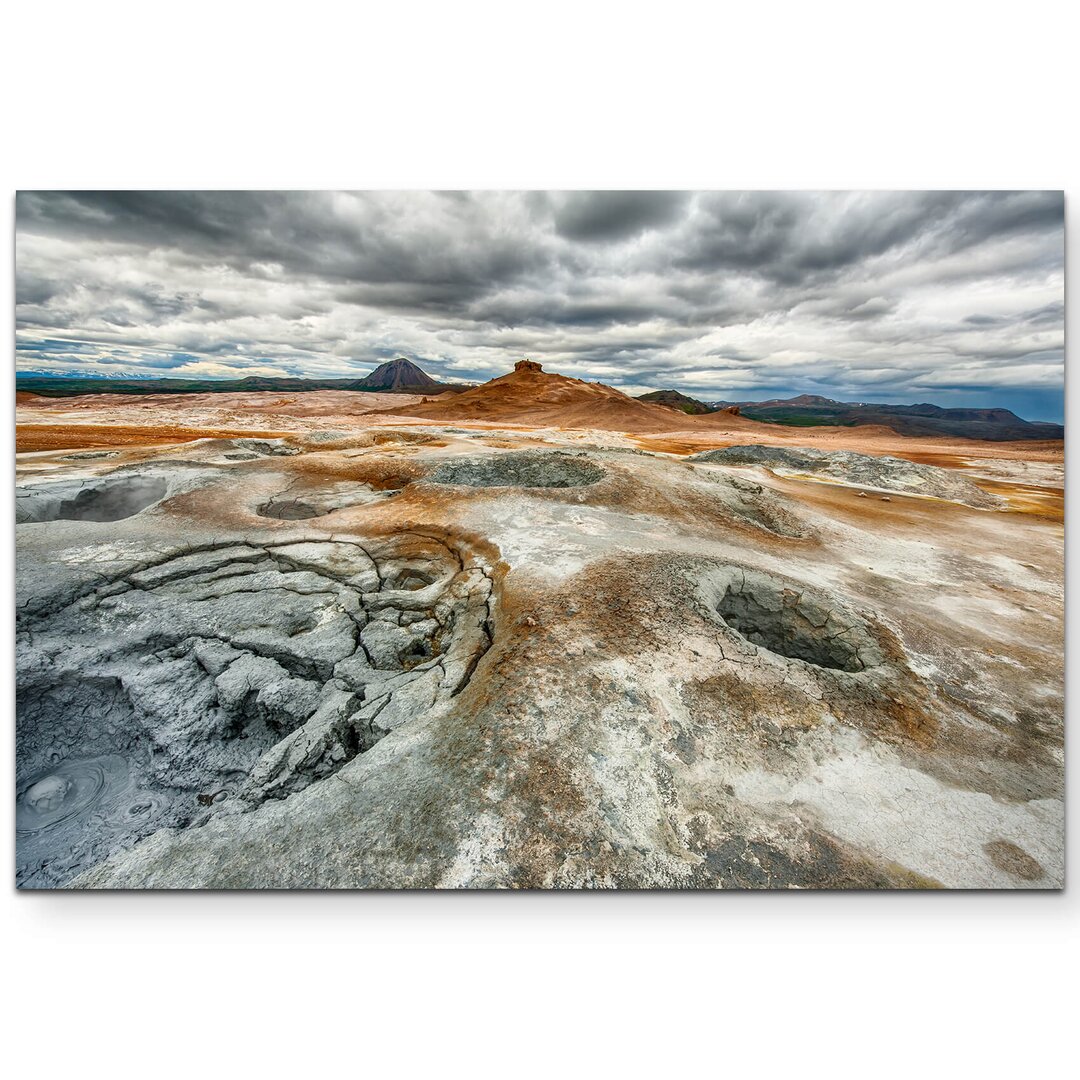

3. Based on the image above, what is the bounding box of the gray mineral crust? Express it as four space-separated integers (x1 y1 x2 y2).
690 445 1004 508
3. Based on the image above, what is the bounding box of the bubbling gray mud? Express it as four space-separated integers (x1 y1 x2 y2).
16 755 171 885
16 534 495 887
18 757 120 833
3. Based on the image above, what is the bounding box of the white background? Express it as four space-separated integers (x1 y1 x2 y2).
2 3 1074 1076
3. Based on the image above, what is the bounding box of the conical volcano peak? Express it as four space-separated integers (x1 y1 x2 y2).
357 358 441 392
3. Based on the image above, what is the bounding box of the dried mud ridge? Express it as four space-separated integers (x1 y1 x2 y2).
429 449 606 488
233 438 301 457
692 445 1005 509
15 533 495 887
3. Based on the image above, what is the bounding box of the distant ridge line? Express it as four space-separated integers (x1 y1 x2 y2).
636 389 1062 441
15 358 474 399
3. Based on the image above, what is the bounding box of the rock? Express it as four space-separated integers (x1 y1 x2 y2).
696 469 808 537
192 640 242 677
304 430 349 444
255 678 322 729
214 654 292 716
360 620 424 669
246 687 363 797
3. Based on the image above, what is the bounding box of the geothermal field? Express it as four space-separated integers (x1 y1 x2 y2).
14 361 1064 889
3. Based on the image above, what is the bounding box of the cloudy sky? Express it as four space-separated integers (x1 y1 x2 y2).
15 190 1065 420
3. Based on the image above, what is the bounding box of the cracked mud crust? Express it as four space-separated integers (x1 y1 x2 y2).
16 530 495 887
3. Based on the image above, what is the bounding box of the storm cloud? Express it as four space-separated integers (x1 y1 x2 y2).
15 190 1065 419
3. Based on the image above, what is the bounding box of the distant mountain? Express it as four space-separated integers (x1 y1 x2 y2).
14 364 1062 442
706 394 1063 441
773 394 839 407
16 368 143 379
636 390 713 415
14 359 471 398
355 358 441 392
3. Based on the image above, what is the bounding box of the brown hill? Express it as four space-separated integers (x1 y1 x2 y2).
380 359 766 433
637 389 713 415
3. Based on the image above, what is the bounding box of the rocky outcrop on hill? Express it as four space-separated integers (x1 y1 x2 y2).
637 390 713 415
382 359 760 432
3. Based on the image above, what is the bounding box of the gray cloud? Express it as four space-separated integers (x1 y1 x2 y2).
14 190 1065 419
550 191 689 241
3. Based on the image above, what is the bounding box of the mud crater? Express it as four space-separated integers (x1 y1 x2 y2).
256 484 400 520
16 475 169 523
257 498 329 520
16 534 495 887
708 569 882 673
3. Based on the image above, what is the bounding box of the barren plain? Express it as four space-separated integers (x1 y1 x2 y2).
15 365 1064 888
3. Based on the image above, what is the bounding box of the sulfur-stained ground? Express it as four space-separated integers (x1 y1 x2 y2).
14 399 1064 889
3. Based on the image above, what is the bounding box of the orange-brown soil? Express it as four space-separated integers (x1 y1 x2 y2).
14 371 1064 474
15 388 425 419
969 479 1064 520
630 428 1064 465
15 424 290 453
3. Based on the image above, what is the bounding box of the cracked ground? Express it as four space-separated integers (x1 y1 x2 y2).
13 410 1064 888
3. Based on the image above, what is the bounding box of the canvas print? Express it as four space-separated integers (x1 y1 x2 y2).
14 191 1064 889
